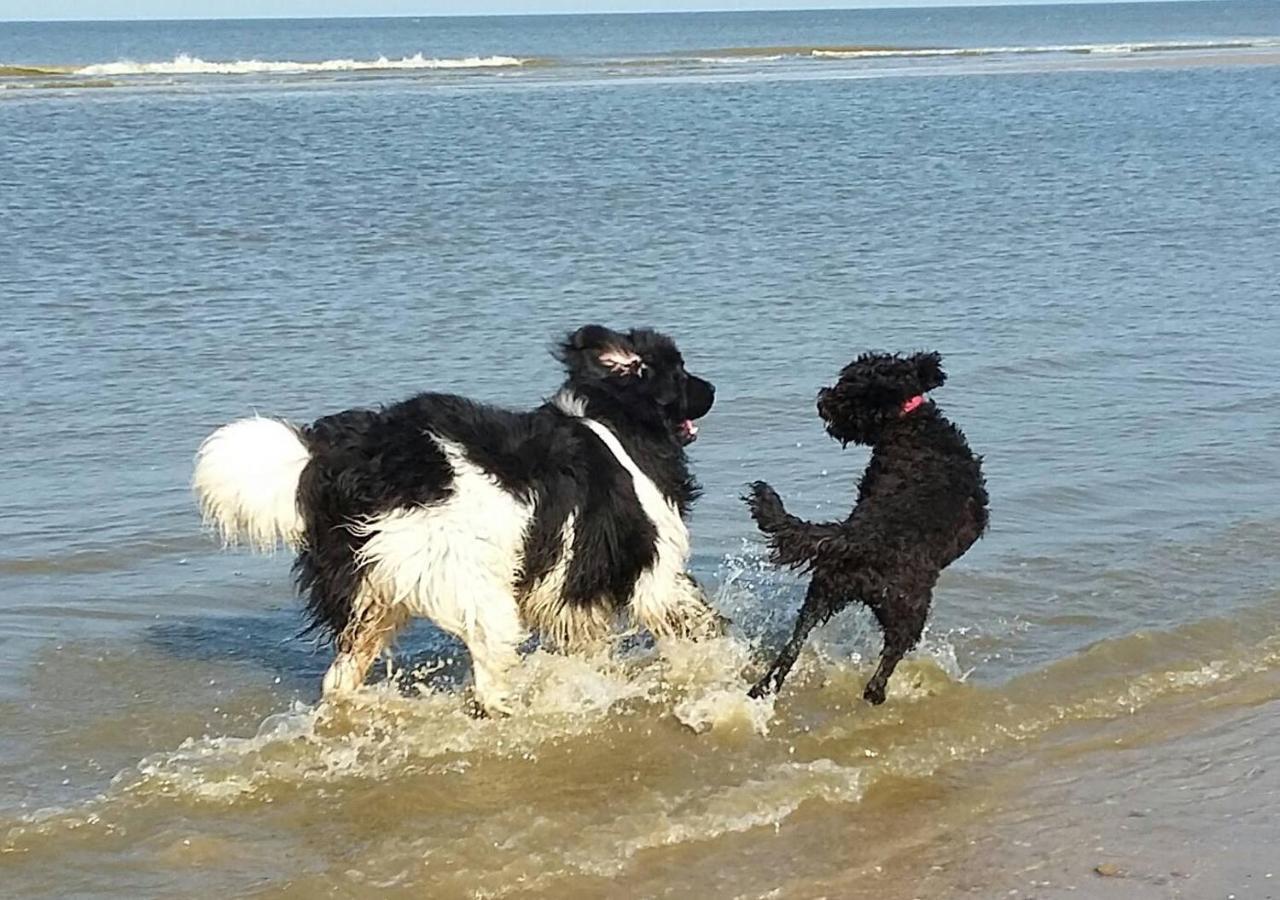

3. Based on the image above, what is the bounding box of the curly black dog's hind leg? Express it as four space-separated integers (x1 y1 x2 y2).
744 482 840 569
863 596 929 705
749 583 835 698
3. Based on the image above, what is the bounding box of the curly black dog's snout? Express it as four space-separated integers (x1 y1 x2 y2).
815 387 833 421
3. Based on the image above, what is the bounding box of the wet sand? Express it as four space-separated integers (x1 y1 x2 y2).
805 667 1280 900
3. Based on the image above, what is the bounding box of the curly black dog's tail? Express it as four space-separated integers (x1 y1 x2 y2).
744 481 839 570
745 481 791 532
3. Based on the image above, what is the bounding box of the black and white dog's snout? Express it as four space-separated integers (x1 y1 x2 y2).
686 375 715 419
674 374 714 445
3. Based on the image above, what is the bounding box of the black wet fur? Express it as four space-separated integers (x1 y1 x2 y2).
745 351 988 705
292 325 715 641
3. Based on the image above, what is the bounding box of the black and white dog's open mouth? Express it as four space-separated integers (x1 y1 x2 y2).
677 419 699 444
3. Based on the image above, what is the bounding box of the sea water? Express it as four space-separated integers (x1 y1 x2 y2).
3 3 1280 896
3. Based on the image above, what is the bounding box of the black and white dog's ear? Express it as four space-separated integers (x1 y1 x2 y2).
559 325 646 378
912 351 946 393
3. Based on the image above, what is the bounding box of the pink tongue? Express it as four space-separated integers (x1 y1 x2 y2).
681 420 698 438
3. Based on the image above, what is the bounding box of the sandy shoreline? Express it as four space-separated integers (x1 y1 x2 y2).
790 666 1280 900
3 47 1280 86
979 679 1279 899
1038 47 1280 72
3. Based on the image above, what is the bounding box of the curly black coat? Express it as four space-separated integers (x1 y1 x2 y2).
746 351 988 705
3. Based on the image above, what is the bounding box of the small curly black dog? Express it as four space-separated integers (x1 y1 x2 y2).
745 351 988 705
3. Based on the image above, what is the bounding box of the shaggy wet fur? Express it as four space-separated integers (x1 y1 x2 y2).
194 325 719 715
745 351 988 705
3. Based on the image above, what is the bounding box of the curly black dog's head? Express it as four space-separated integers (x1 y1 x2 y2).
817 351 945 446
557 325 715 445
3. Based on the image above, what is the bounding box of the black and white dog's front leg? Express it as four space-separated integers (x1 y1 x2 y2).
679 572 731 637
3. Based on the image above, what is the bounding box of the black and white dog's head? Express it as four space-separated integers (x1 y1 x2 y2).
558 325 715 446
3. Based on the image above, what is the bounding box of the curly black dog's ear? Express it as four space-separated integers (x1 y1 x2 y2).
912 352 946 393
558 325 644 379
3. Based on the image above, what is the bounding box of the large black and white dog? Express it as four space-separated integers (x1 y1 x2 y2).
194 326 718 715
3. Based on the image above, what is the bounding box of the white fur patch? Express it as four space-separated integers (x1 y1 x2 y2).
350 436 530 711
520 514 616 648
351 437 529 633
597 345 643 374
322 652 365 695
552 389 587 418
193 416 310 552
577 419 695 635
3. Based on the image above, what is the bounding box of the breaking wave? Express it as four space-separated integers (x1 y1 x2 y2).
7 37 1277 88
5 612 1277 892
72 52 528 77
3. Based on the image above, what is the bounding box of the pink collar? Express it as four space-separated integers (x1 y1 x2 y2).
900 395 926 416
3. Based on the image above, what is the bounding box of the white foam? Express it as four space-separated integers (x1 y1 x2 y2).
65 550 971 815
811 38 1278 60
74 53 525 77
568 758 866 877
694 55 785 64
662 635 774 735
109 646 667 804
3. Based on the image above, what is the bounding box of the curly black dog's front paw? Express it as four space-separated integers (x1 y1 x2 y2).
747 673 778 699
862 680 887 706
744 481 789 534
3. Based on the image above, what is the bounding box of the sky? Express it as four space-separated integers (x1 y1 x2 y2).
0 0 1185 22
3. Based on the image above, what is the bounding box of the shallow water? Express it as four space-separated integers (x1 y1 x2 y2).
3 3 1280 897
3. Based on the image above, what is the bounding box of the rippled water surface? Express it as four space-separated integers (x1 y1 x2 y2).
3 3 1280 897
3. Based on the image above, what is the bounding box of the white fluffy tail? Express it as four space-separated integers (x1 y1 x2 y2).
193 416 311 552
